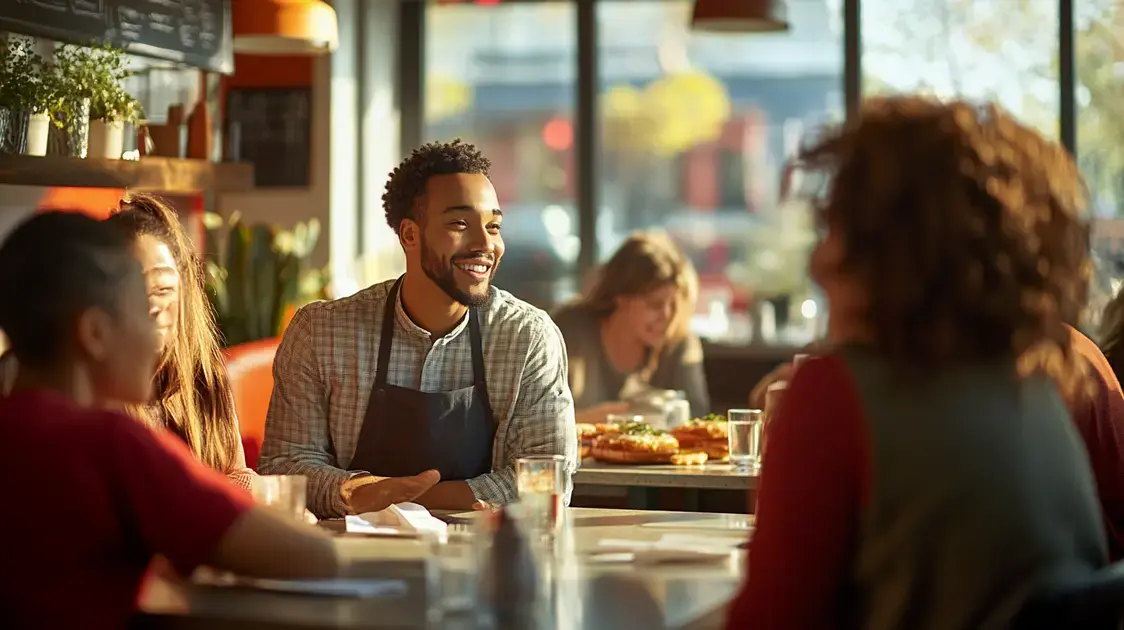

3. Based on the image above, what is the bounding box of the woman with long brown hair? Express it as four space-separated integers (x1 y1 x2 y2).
726 96 1106 629
553 231 709 423
0 195 253 488
103 193 252 487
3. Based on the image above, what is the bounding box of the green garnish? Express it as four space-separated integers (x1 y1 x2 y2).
695 413 726 423
621 421 663 436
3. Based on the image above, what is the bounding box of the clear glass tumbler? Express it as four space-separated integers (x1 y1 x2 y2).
727 409 764 473
426 533 479 628
251 475 307 521
516 455 565 536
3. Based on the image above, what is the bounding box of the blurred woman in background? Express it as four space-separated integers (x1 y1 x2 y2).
0 195 253 489
553 231 710 424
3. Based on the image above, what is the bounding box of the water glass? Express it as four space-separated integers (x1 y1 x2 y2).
727 409 764 473
516 455 565 535
251 475 307 521
425 534 478 627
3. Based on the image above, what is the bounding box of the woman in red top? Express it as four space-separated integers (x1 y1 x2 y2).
726 97 1106 629
0 212 438 629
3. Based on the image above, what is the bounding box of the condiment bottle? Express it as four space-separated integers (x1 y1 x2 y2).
481 506 539 630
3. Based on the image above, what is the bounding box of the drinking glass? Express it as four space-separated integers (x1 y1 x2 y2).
425 533 478 627
727 409 764 473
251 475 307 521
516 455 565 536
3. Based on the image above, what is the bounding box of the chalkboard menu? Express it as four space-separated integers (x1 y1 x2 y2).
0 0 233 74
225 88 311 188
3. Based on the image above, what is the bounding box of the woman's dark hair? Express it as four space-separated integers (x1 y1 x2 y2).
801 96 1089 396
105 194 240 473
0 212 138 366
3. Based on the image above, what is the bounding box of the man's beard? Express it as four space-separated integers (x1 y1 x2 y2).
420 237 495 307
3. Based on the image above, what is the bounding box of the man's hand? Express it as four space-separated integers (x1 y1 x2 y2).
347 470 441 514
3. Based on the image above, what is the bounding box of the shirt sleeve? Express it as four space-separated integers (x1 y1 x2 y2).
106 413 254 576
725 354 870 630
258 305 352 518
467 317 579 506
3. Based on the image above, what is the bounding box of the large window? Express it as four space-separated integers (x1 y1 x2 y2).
423 2 578 309
861 0 1059 138
1077 0 1124 328
597 0 843 346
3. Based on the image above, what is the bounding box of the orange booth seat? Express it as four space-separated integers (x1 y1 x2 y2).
224 338 281 470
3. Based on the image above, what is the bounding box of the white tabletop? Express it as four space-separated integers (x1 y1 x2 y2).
139 508 752 629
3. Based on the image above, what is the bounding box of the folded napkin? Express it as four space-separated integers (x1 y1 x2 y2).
590 534 737 564
345 502 449 537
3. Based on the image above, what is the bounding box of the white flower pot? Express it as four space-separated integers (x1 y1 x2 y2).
26 112 49 157
87 119 126 160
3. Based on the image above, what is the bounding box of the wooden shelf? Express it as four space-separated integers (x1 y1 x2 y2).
0 155 254 194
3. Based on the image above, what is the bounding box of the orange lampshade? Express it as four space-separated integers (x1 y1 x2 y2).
691 0 789 33
233 0 339 55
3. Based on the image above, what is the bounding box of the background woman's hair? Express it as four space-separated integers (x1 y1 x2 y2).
0 212 138 366
106 194 240 473
801 96 1089 396
579 230 700 377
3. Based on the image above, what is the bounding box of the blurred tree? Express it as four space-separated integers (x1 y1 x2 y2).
862 0 1124 217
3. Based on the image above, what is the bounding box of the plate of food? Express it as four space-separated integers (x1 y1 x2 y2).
589 421 708 465
670 413 729 461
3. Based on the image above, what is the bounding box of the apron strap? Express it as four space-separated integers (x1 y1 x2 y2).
468 308 494 420
376 275 494 421
373 277 402 387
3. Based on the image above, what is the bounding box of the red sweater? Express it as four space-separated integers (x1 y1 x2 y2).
725 348 1108 630
1067 327 1124 561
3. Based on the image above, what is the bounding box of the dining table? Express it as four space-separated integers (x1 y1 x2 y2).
572 462 758 511
133 507 753 630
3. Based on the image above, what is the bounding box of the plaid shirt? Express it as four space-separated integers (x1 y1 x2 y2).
259 278 578 517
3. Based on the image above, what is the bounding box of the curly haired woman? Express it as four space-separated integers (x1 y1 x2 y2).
726 97 1106 629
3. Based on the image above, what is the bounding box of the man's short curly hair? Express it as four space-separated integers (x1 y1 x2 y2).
382 139 492 233
801 96 1089 395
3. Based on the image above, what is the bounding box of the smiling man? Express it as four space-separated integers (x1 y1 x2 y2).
259 139 578 516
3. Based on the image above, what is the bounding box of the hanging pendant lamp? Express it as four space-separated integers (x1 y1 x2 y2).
233 0 339 55
691 0 790 33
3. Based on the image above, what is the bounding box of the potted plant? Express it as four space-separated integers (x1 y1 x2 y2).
0 39 51 156
44 43 121 158
87 44 139 160
203 212 329 347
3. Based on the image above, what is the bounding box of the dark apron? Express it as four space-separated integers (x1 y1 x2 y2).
349 278 497 480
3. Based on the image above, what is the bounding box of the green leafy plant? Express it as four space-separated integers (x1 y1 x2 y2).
203 213 330 347
0 39 49 112
46 43 138 130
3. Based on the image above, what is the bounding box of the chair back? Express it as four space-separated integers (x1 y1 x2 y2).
1011 562 1124 630
224 338 280 470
